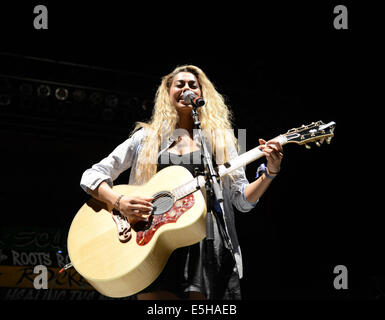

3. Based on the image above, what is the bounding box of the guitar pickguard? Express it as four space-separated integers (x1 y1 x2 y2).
136 194 195 246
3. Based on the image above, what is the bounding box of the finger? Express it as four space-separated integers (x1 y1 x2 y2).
266 143 279 152
134 211 152 218
269 145 283 157
132 197 154 203
274 150 284 161
132 210 151 221
131 198 154 206
270 148 284 159
261 151 270 158
121 209 148 223
267 146 283 159
139 197 155 202
267 140 283 152
259 138 267 146
263 146 275 155
268 151 278 161
130 203 153 212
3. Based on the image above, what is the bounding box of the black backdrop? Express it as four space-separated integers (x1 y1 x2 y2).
0 1 382 304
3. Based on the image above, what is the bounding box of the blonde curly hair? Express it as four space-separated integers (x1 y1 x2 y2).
132 65 238 183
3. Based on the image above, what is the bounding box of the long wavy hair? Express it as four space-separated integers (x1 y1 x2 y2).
132 65 238 183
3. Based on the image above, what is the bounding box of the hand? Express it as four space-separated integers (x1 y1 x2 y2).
258 138 284 174
118 195 154 225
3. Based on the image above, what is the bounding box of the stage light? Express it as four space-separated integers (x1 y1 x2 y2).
55 87 69 101
72 89 86 103
105 94 119 108
89 92 103 105
19 83 34 96
37 84 51 97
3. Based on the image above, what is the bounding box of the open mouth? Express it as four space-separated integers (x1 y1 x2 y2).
178 98 190 106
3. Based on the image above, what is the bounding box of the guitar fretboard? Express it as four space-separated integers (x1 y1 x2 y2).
217 135 288 177
171 176 206 200
170 135 290 199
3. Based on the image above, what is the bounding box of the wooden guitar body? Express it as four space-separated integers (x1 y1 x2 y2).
67 165 207 297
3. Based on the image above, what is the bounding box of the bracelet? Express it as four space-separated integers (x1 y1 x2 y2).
114 195 124 210
267 167 280 175
264 170 277 180
256 163 279 180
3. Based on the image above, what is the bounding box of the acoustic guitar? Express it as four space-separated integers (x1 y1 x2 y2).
67 120 335 297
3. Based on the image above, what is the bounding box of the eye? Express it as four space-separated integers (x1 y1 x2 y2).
188 81 198 89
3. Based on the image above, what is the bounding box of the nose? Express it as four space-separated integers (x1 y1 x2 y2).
180 86 192 99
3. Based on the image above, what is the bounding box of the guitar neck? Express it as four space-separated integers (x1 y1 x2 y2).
172 176 206 200
171 135 288 200
170 120 335 200
217 135 288 178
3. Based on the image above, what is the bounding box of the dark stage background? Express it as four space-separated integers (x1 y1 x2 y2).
0 2 382 303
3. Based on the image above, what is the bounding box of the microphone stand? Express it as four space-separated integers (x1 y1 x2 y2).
191 103 224 298
191 105 223 240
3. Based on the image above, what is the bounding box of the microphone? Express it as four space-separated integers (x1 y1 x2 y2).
182 90 205 107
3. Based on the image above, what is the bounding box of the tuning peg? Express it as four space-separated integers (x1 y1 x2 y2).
315 141 321 147
305 144 311 149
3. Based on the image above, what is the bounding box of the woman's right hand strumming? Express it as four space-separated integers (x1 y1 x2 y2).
88 181 153 225
117 195 154 225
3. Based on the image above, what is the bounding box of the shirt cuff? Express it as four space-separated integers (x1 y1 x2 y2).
80 172 113 194
241 183 259 208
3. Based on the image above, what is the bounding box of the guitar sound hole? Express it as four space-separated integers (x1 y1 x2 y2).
132 191 175 232
151 191 175 216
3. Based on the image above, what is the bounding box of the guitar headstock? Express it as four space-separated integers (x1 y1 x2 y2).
283 121 336 149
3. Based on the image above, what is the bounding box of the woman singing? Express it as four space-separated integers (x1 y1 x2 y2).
80 65 283 300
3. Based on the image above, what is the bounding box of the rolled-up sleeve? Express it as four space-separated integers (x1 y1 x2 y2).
227 169 258 212
225 139 258 213
80 129 144 193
